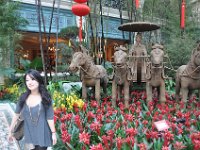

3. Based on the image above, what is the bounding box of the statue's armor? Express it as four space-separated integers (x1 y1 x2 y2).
128 43 147 82
129 43 147 56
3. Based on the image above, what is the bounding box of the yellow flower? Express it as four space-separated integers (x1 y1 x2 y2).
51 91 84 111
77 99 84 108
61 104 65 109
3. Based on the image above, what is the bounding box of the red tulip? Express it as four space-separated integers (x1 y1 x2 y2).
61 130 71 143
173 141 186 150
126 128 137 136
137 143 147 150
116 137 123 150
89 143 104 150
90 122 102 135
79 131 90 145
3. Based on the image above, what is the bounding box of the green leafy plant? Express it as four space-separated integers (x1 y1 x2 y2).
165 78 176 94
59 26 85 40
102 61 113 79
18 57 43 72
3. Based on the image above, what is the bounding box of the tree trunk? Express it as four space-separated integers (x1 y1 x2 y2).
35 0 48 85
127 0 134 42
87 1 95 55
118 0 124 39
39 0 52 81
40 0 56 81
100 0 105 66
55 0 61 81
88 1 98 64
44 0 56 80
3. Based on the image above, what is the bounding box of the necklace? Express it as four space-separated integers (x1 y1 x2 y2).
28 104 41 125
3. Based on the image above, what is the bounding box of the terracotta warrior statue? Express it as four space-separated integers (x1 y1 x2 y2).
129 32 147 57
128 32 148 82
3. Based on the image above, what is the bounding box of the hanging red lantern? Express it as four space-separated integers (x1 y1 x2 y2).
72 2 90 43
72 4 90 16
74 0 87 3
135 0 139 9
180 0 185 29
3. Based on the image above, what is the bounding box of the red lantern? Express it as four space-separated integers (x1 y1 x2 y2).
135 0 139 9
72 4 90 16
181 0 185 29
72 2 90 43
74 0 87 3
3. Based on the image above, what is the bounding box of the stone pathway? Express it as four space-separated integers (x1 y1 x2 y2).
0 102 21 150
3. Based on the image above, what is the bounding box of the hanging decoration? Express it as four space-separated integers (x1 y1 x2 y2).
180 0 185 29
74 0 87 2
71 0 90 42
135 0 139 9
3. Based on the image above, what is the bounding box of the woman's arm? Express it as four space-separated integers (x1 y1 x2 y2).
47 119 57 145
8 114 20 141
47 119 56 133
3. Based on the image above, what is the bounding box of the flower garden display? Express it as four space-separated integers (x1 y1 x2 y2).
53 89 200 150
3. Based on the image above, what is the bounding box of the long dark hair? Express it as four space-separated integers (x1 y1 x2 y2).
19 69 52 108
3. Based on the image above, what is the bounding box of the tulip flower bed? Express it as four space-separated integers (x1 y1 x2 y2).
53 90 200 150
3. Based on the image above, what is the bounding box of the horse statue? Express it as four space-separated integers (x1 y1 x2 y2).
175 43 200 103
112 44 129 108
146 44 166 104
68 43 108 104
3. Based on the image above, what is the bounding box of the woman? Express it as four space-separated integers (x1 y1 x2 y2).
8 69 57 150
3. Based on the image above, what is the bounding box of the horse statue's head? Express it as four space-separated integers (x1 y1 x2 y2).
68 41 90 73
150 44 164 67
113 44 128 67
191 43 200 67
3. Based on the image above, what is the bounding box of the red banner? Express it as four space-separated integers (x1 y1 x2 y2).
181 0 185 29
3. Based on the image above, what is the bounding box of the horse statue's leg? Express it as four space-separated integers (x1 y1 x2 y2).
102 77 108 97
103 85 107 97
112 81 117 107
198 89 200 101
95 79 101 105
124 80 129 108
118 86 121 100
175 65 186 101
141 58 147 82
188 90 193 100
175 71 181 101
175 82 181 101
146 82 153 103
159 81 166 104
82 81 87 100
181 87 189 103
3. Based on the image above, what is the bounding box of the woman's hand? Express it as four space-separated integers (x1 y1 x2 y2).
8 113 19 142
52 132 57 145
8 132 14 142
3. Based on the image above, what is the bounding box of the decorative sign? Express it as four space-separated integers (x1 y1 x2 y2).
154 120 169 131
